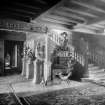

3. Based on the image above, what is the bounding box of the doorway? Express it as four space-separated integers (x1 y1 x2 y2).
4 40 23 76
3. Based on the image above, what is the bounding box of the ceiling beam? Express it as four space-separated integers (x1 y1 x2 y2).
53 9 86 23
1 7 38 16
41 17 76 26
38 20 71 31
32 0 65 22
43 14 78 24
12 2 41 11
51 12 85 24
74 24 102 30
58 7 99 18
0 11 32 19
82 26 102 31
0 11 31 22
73 28 96 35
87 16 105 24
33 0 47 5
91 24 104 28
71 0 105 14
38 19 73 29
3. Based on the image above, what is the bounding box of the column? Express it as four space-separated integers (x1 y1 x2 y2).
14 45 17 67
83 53 89 78
44 60 52 83
44 34 49 83
33 59 38 83
21 57 26 76
26 59 31 79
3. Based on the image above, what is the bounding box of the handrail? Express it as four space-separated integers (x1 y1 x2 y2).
89 49 105 68
71 48 85 66
71 38 105 77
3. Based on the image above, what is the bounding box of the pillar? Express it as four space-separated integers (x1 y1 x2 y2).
26 59 32 79
33 59 38 83
83 53 89 78
21 57 26 76
44 60 52 83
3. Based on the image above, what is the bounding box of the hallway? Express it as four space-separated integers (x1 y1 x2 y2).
1 0 105 104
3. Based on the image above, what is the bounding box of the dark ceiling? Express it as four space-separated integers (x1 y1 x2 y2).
0 0 61 22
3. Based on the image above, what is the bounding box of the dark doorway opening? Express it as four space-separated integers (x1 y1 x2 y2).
4 40 23 76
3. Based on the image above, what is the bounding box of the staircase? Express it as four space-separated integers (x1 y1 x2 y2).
82 64 105 85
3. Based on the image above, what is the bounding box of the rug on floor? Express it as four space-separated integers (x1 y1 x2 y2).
0 93 21 105
20 85 105 105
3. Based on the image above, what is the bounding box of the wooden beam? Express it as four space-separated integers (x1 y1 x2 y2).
71 0 105 14
75 24 102 30
40 20 70 31
40 19 73 27
51 12 85 24
12 2 41 11
38 19 73 30
1 8 37 17
91 24 104 28
0 11 31 19
73 28 96 34
41 16 76 26
53 9 86 23
43 14 78 24
35 0 47 5
58 7 99 18
82 26 102 31
32 0 65 22
87 16 105 24
75 22 105 31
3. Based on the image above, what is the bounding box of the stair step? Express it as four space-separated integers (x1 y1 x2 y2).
92 71 105 75
89 69 105 74
89 72 105 76
82 78 105 86
89 73 105 78
88 64 94 67
95 76 105 80
82 78 100 82
82 63 105 85
88 66 100 70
